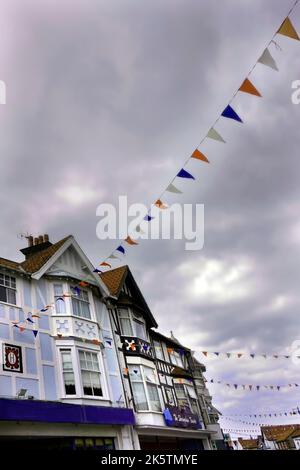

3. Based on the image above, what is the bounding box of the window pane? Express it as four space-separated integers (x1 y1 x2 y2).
133 320 146 340
154 341 164 360
120 318 133 336
0 285 7 303
81 301 91 319
61 350 76 395
54 284 63 296
147 383 161 412
131 382 148 410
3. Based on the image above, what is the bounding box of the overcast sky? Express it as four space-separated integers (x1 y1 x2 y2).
1 0 300 435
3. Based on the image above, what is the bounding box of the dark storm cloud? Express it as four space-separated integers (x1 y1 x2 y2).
1 0 300 425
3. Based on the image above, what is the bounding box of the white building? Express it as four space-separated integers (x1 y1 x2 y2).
0 235 136 451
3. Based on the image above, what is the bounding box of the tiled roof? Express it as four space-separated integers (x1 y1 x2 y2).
0 257 21 271
262 424 300 442
0 236 72 276
100 266 128 296
238 438 260 450
20 236 71 274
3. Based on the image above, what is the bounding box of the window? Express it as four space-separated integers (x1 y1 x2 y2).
79 350 102 397
71 287 91 319
118 308 133 336
153 340 164 360
175 383 200 415
118 308 147 340
54 284 66 314
165 387 175 406
170 350 184 368
61 349 76 395
129 365 161 412
132 317 146 340
0 273 16 305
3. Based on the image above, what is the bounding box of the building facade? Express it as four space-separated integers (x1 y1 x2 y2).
0 235 224 450
0 235 135 450
101 265 225 450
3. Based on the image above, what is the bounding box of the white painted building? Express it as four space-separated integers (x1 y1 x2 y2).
0 235 136 451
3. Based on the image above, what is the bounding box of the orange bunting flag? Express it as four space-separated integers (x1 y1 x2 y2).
100 262 112 268
31 314 40 318
19 326 26 332
239 78 262 97
155 199 168 209
277 17 300 41
79 281 89 287
191 149 209 163
125 236 139 245
92 339 101 345
202 351 208 356
237 353 243 358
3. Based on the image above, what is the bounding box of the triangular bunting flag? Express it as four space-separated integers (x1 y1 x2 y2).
155 199 168 209
116 245 125 254
144 215 154 221
277 17 300 41
239 78 262 97
125 236 138 245
258 48 278 71
177 168 195 179
206 127 225 143
100 262 111 268
19 326 26 332
166 183 182 194
226 353 231 358
93 268 103 273
237 353 243 358
202 351 208 356
33 330 38 337
221 105 243 123
191 149 209 163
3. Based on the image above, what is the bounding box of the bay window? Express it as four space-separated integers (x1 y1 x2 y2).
60 349 76 395
0 273 16 305
175 382 200 415
79 350 102 397
71 287 91 319
129 365 161 412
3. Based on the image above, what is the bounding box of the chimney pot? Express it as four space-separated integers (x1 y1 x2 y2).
27 236 33 247
44 234 49 243
34 237 39 245
38 235 43 244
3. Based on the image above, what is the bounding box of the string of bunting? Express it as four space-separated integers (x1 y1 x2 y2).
221 413 300 427
201 350 299 360
205 378 299 392
225 407 300 418
95 2 300 271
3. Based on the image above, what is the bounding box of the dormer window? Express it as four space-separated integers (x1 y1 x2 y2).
118 308 147 340
71 287 91 319
0 273 16 305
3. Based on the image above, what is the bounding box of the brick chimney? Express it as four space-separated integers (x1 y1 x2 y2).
20 234 53 259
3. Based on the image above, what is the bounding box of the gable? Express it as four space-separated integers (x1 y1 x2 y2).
46 245 96 283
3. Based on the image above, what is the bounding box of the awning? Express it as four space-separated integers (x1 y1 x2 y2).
0 398 135 426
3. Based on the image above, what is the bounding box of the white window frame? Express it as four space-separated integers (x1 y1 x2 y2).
169 350 184 368
52 283 96 321
118 307 147 340
0 272 17 306
60 347 77 396
153 340 165 361
57 344 109 401
129 364 162 413
71 286 92 320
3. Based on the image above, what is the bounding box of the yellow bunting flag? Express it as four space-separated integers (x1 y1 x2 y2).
155 199 168 209
239 78 262 97
277 17 300 41
191 149 209 163
100 262 112 268
125 236 139 245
